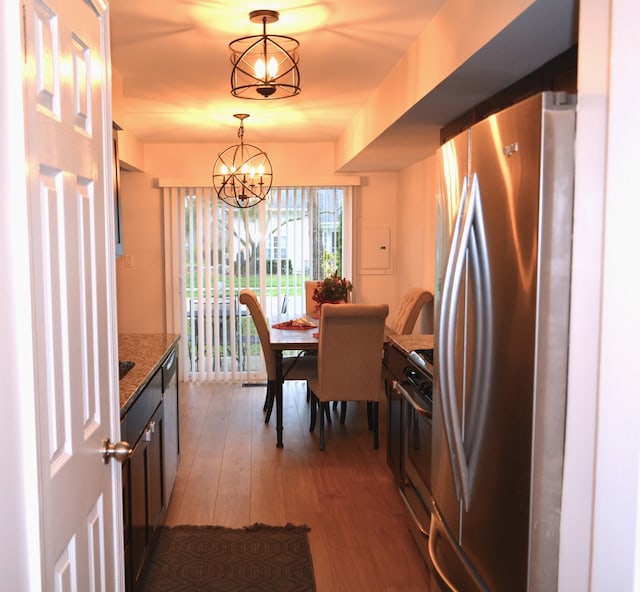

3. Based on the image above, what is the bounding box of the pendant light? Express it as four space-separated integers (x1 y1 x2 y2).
212 114 273 209
229 10 300 100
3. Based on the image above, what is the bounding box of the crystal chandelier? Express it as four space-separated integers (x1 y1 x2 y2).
212 114 273 209
229 10 301 100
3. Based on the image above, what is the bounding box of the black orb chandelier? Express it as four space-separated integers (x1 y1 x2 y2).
229 9 300 100
212 114 273 209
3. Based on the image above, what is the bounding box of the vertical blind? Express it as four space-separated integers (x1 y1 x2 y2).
165 185 352 383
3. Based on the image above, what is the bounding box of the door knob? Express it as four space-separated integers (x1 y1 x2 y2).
101 438 132 464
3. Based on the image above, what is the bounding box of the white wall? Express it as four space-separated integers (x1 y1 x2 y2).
115 170 166 333
396 156 438 331
115 142 426 331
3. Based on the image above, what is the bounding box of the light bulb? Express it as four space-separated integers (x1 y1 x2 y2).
255 58 266 79
241 163 249 174
221 164 229 175
258 164 265 175
267 57 278 78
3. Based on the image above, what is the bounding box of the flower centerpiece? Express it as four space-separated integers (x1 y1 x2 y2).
312 271 352 312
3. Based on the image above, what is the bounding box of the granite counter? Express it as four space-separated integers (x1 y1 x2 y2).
119 333 180 416
387 333 434 355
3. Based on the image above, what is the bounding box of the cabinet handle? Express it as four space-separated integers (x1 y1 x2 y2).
144 421 156 442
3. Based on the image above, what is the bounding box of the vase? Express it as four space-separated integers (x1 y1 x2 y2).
312 299 344 319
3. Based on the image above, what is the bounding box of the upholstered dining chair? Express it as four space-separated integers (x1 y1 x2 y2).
308 303 389 450
305 280 320 317
388 288 434 335
239 289 317 424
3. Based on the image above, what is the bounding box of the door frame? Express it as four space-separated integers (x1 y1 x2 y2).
1 0 43 587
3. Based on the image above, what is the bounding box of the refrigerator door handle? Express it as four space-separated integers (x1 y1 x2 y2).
428 500 490 592
438 175 469 503
465 173 493 500
439 173 493 511
441 173 484 508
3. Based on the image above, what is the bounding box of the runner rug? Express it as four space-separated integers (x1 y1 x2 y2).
140 523 316 592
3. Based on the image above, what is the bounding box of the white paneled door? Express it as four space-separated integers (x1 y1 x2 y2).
23 0 124 589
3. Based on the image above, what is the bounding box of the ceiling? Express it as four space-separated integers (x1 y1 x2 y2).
109 0 578 172
109 1 445 143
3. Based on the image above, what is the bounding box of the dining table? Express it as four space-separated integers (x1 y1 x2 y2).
269 314 398 448
269 317 319 448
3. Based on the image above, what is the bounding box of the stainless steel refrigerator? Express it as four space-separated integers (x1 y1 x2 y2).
430 92 576 591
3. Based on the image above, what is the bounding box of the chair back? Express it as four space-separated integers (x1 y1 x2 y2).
389 288 434 334
306 279 353 317
238 289 275 379
305 280 319 317
315 303 388 402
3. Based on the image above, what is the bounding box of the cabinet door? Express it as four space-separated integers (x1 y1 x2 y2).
147 403 165 537
384 344 405 484
129 429 148 589
127 401 165 592
122 457 132 592
122 365 167 591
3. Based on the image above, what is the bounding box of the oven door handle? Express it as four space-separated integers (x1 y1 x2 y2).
393 380 432 419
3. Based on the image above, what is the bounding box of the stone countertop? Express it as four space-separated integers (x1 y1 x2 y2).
387 333 434 355
119 333 180 416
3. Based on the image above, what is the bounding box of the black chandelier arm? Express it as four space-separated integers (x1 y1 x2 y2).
214 169 272 193
228 33 300 55
229 83 300 100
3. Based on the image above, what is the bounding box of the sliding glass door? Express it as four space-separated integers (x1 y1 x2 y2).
178 186 351 382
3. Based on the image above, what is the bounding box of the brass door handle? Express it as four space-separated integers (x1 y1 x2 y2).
101 438 132 464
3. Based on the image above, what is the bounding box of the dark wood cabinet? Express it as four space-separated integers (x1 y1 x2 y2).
383 343 405 484
122 367 165 592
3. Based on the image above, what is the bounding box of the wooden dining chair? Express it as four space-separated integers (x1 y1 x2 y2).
239 289 317 423
389 288 434 335
308 303 389 450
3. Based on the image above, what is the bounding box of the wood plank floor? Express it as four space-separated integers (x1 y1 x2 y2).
164 379 431 592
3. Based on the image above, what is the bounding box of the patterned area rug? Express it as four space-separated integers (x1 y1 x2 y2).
141 524 316 592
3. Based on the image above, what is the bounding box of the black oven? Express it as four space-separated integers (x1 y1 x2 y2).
394 348 433 566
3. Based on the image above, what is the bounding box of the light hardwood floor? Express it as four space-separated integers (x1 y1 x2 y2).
164 379 431 592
